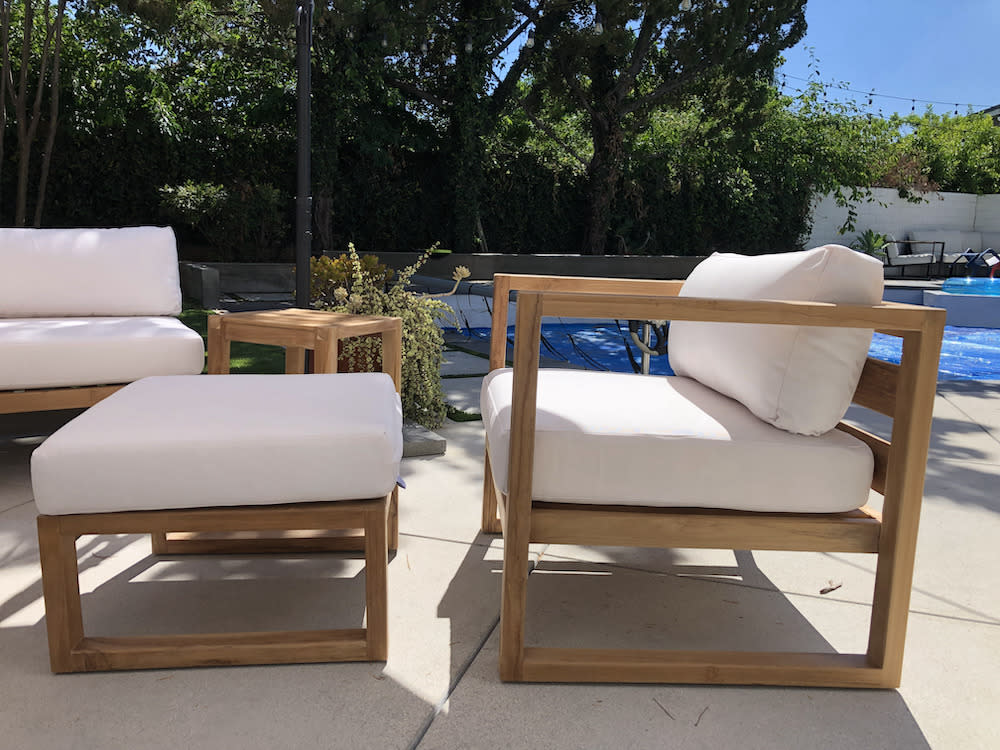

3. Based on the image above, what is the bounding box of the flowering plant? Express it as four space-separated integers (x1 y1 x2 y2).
311 244 469 428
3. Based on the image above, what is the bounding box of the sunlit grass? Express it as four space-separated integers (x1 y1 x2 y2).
179 308 285 374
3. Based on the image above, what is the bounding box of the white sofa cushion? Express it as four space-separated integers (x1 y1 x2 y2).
482 369 873 513
0 226 183 317
31 373 403 515
668 245 884 436
0 317 205 390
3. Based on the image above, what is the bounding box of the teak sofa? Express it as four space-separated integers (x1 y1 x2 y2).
480 245 945 688
0 227 205 414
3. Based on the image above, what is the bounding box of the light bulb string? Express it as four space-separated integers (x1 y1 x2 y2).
781 72 991 111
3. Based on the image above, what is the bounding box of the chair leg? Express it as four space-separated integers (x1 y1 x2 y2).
36 516 85 674
498 509 530 681
364 501 389 661
481 447 502 534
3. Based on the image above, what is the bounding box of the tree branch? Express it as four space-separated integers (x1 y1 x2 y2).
620 60 715 116
522 103 589 169
386 76 448 109
611 8 661 103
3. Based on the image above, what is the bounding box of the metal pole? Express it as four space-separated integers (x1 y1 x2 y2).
295 1 314 309
641 322 651 375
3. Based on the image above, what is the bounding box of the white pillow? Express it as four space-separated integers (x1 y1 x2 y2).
669 245 884 436
0 226 182 317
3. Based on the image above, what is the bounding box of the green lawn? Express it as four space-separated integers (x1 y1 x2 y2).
180 309 285 374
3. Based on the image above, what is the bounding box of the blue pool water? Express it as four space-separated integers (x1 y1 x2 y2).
940 277 1000 296
465 323 1000 381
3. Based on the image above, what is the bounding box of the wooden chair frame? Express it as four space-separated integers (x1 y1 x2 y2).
0 384 123 415
38 497 390 673
481 274 945 688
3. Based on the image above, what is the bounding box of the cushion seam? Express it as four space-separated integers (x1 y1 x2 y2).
770 250 832 428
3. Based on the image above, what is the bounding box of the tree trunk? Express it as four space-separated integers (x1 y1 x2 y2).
33 1 65 227
580 113 624 256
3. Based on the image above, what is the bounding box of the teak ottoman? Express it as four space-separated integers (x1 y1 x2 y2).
31 373 403 673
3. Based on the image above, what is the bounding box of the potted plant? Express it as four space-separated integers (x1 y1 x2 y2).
850 229 892 262
311 244 469 429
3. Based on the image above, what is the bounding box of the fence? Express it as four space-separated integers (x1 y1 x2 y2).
807 188 1000 247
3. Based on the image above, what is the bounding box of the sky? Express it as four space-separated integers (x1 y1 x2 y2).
777 0 998 117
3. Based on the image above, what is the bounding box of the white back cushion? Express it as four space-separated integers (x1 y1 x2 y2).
909 229 979 253
0 226 182 317
669 245 884 436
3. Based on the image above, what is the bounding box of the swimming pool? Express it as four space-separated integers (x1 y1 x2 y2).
464 322 1000 381
940 278 1000 296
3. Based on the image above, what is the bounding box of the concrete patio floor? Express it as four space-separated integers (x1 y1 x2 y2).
1 365 998 749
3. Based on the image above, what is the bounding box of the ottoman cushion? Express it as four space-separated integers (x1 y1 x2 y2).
31 374 402 515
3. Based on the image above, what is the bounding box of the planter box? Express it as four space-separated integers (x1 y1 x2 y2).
179 255 709 309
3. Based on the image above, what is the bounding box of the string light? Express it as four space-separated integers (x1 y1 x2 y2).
526 28 535 48
781 73 991 112
593 12 604 34
464 37 473 53
680 0 693 10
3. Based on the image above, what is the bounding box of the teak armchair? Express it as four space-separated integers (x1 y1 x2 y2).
480 254 945 688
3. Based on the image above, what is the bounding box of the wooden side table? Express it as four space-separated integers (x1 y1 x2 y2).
207 308 403 391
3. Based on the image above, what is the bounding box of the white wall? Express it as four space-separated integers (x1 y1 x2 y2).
806 187 1000 247
974 194 1000 232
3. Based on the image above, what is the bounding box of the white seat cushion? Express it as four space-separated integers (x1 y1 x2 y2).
31 374 403 515
889 252 936 266
0 317 205 390
0 226 183 317
482 369 874 514
669 245 884 436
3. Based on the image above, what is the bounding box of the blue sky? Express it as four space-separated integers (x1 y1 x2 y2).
778 0 998 116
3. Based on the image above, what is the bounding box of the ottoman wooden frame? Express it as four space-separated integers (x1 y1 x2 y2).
38 497 390 673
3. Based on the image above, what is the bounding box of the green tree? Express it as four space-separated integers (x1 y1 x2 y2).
1 0 68 226
895 111 1000 194
525 0 806 254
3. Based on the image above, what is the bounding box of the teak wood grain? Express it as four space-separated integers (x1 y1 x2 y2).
480 273 945 687
37 496 391 673
0 384 122 414
207 309 403 392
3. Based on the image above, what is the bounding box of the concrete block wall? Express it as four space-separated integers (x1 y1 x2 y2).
806 187 990 247
974 194 1000 232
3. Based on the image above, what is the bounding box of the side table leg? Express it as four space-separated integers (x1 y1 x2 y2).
381 320 403 393
285 347 307 374
313 329 338 374
207 315 230 374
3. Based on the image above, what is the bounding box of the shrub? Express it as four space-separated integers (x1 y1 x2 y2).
310 245 457 428
311 253 393 306
160 180 290 260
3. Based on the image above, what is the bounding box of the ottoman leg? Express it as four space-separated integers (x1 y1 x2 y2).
388 487 399 552
150 531 169 554
37 516 85 673
364 501 389 661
